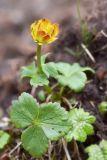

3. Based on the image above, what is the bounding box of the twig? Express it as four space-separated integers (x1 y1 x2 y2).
62 97 72 109
31 86 36 97
93 43 107 53
73 140 81 160
46 95 52 103
86 80 93 84
9 142 22 156
51 83 59 90
48 140 52 160
81 43 96 63
101 30 107 38
62 138 72 160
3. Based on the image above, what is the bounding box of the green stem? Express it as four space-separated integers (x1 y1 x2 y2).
59 86 65 98
36 44 42 72
77 0 82 24
76 0 83 32
77 0 81 21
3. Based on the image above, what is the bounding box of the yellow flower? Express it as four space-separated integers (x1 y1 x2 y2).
31 19 59 45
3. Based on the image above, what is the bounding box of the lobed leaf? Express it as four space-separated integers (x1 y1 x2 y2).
21 126 48 157
65 108 96 142
10 92 39 128
43 62 58 78
30 72 49 86
0 131 10 149
21 60 94 92
21 62 49 87
21 62 36 78
10 92 70 157
39 103 70 140
57 72 87 92
98 101 107 114
86 140 107 160
56 63 94 92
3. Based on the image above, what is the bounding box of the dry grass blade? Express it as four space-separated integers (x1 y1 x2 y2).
62 138 72 160
81 43 96 63
101 30 107 38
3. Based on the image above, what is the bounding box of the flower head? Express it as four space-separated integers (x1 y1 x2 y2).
31 19 59 45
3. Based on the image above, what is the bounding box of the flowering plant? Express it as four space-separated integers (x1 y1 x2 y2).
10 19 95 158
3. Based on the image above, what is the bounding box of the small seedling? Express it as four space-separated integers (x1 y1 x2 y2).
86 140 107 160
0 130 10 149
98 101 107 114
65 108 96 142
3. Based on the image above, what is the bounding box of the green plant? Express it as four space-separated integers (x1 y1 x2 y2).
65 108 96 142
85 140 107 160
10 18 96 158
76 0 94 46
98 101 107 114
0 130 10 149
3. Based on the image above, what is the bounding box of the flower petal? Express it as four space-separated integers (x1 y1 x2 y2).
51 24 59 37
30 19 59 44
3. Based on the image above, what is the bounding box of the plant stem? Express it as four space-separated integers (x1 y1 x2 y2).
62 97 72 109
9 142 22 156
76 0 82 27
31 86 36 97
62 138 72 160
73 140 81 160
59 86 65 98
36 44 42 72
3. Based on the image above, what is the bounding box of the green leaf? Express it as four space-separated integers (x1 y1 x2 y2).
30 72 49 86
37 90 46 101
21 62 49 87
43 62 58 78
10 92 39 128
57 72 87 92
98 101 107 114
100 140 107 160
86 144 104 160
55 62 73 77
65 108 96 142
39 102 70 140
38 55 59 78
85 140 107 160
10 92 70 157
21 62 37 78
21 60 94 90
81 67 95 73
0 131 10 149
21 126 48 157
54 62 94 92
